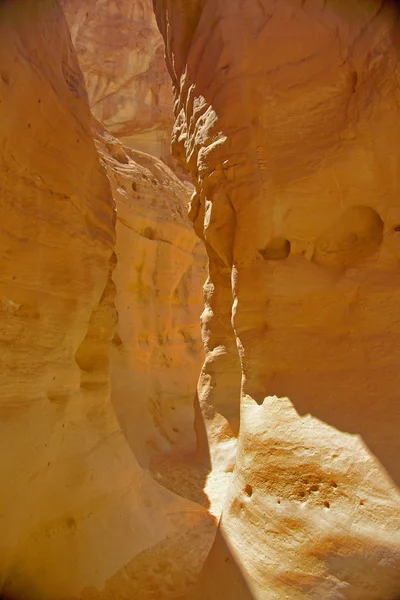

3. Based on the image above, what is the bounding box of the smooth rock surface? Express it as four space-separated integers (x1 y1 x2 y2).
153 0 400 597
0 2 212 598
94 123 207 465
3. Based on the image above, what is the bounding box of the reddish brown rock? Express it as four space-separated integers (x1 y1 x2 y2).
153 0 400 597
62 0 174 162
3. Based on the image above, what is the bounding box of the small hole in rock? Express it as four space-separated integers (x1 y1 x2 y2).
132 181 137 192
244 484 253 497
359 500 364 506
310 484 319 492
299 491 306 498
331 481 338 488
277 499 281 504
112 332 123 347
66 517 76 530
324 501 330 508
259 237 291 260
143 226 155 240
394 225 400 232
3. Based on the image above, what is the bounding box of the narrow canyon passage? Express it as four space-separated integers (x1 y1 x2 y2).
0 1 399 600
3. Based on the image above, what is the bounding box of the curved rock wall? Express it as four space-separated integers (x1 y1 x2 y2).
0 2 212 598
153 0 400 597
94 124 206 465
62 0 174 162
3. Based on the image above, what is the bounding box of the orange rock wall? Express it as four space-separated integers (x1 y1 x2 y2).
62 0 208 469
153 0 400 597
0 2 211 598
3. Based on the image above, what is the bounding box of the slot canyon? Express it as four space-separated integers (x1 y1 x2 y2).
0 0 399 599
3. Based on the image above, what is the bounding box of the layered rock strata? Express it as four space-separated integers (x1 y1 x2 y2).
153 0 400 597
0 2 212 599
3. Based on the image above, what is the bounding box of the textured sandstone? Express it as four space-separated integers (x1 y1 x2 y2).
153 0 400 597
94 123 206 464
62 0 174 161
0 2 212 599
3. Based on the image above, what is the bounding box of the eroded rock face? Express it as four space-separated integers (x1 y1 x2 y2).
62 0 207 466
62 0 174 161
153 0 400 597
94 124 206 465
0 2 212 598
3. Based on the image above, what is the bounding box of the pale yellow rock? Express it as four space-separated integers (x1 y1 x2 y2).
94 123 207 465
153 0 400 597
196 396 400 599
0 2 212 599
62 0 174 162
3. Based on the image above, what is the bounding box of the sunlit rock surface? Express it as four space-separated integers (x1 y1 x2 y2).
153 0 400 597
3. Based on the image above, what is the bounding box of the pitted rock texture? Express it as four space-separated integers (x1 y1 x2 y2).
62 0 174 162
153 0 400 597
94 123 207 465
0 2 212 599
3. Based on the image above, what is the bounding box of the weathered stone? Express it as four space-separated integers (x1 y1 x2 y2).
0 2 211 598
62 0 174 161
153 0 400 597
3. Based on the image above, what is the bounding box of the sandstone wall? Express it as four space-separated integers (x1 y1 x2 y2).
153 0 400 598
62 0 208 471
0 2 212 598
62 0 174 162
94 124 206 465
